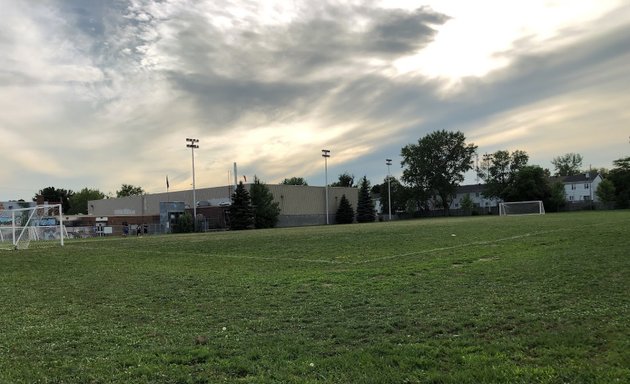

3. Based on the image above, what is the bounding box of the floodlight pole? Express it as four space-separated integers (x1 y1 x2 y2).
386 158 392 221
322 149 330 225
186 138 199 231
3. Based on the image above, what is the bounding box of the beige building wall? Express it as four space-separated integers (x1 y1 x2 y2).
88 184 359 222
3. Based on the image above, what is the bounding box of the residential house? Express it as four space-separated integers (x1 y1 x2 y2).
550 172 602 203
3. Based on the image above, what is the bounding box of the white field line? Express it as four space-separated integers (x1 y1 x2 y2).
352 232 545 265
354 219 626 265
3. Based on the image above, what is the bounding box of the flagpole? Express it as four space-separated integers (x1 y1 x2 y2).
166 175 170 202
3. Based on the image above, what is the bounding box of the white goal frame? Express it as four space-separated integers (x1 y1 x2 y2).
0 204 65 250
499 200 545 216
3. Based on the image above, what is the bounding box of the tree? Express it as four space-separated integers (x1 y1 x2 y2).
68 188 105 214
503 166 552 205
229 181 254 230
552 153 583 176
595 179 616 209
379 176 409 215
34 187 73 213
607 156 630 208
116 184 144 198
356 176 375 223
335 194 354 224
548 182 566 212
585 167 608 179
172 212 194 233
250 177 281 229
477 150 529 200
330 172 355 187
401 130 477 214
282 177 308 186
460 194 474 215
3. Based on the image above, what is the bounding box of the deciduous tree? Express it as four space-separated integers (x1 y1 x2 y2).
477 150 529 200
595 179 616 209
607 156 630 208
281 177 308 186
116 184 144 197
330 172 355 188
401 130 477 214
68 188 105 214
503 166 552 205
379 176 409 215
34 187 73 213
552 153 583 176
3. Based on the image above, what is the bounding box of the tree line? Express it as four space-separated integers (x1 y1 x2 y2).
29 184 145 215
27 130 630 230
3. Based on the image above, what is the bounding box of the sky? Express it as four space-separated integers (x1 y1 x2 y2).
1 0 629 201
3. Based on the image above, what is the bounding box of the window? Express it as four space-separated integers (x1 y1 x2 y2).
585 183 589 189
583 196 591 201
571 184 576 190
569 196 574 201
475 192 480 197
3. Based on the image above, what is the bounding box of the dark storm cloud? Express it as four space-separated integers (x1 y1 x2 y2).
365 6 449 54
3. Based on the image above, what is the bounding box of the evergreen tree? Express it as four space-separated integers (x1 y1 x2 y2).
229 182 254 230
356 176 375 223
335 194 354 224
460 194 474 215
250 177 281 229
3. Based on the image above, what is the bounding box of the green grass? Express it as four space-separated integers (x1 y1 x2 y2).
1 211 629 383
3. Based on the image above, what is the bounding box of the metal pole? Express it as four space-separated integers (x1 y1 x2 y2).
186 138 199 231
322 149 330 225
58 204 64 246
386 159 392 221
11 210 15 248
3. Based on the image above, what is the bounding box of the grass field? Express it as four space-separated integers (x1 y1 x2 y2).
1 211 629 383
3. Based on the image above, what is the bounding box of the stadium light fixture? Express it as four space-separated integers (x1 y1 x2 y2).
386 158 392 221
322 149 330 225
186 138 199 231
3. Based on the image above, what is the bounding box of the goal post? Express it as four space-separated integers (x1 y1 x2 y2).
0 204 65 250
499 201 545 216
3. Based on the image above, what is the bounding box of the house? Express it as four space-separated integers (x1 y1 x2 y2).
550 172 602 203
449 184 501 213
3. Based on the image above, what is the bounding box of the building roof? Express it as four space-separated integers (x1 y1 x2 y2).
550 172 600 183
455 184 485 194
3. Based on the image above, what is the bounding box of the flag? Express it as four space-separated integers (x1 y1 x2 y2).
166 175 169 189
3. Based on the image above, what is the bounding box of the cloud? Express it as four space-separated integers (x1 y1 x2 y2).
0 0 628 200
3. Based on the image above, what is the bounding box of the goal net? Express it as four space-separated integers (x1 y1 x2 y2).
0 204 65 250
499 201 545 216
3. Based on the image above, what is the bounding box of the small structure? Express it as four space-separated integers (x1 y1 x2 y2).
160 201 185 233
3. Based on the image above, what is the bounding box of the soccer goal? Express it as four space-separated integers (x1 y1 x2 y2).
0 204 65 250
499 201 545 216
